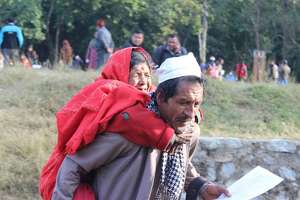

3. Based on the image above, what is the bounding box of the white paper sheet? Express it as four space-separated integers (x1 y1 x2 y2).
216 166 283 200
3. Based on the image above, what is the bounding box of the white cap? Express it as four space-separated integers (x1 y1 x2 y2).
155 53 201 84
209 56 215 61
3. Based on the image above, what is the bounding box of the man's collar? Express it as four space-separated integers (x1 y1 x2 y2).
146 92 160 116
166 46 182 55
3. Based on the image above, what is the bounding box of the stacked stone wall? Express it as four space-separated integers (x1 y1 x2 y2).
192 137 300 200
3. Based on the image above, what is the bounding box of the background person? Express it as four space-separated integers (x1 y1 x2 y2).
95 17 114 69
235 61 248 81
121 29 144 48
278 59 291 85
152 33 187 66
0 51 4 70
0 18 24 66
59 39 73 66
20 53 31 69
26 44 40 66
85 32 98 70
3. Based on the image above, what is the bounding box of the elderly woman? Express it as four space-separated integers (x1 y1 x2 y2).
99 47 154 92
40 47 184 200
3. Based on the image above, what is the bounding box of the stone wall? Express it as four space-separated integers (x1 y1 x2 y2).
192 137 300 200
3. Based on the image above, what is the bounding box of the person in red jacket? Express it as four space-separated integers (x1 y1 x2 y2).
39 47 189 200
235 61 248 81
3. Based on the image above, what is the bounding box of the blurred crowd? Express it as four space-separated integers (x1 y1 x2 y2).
0 17 292 85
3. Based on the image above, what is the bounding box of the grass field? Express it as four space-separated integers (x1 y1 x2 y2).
0 67 299 199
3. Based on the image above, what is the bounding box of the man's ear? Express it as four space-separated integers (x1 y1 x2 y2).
156 91 165 106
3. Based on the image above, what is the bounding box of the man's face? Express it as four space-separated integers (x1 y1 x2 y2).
157 80 203 131
98 19 105 27
167 37 180 52
131 33 144 46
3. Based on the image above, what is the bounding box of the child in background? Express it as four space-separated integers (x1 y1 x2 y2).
20 54 32 69
235 61 248 81
26 45 40 65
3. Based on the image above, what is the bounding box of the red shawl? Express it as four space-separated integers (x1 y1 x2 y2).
39 47 174 200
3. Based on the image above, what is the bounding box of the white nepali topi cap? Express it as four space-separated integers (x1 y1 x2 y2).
155 53 201 84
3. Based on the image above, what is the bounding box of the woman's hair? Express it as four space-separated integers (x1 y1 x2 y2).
130 50 148 68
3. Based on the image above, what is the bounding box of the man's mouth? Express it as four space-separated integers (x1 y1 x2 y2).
176 118 192 124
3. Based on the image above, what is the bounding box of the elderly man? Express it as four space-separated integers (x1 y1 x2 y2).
153 34 187 66
51 53 230 200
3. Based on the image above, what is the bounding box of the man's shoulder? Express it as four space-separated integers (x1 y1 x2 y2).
94 132 141 148
121 41 132 48
155 45 167 52
97 27 105 33
153 45 169 58
161 45 169 50
102 26 111 33
2 24 22 32
181 47 188 54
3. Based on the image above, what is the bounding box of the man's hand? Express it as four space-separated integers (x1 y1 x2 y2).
175 122 200 144
107 48 113 53
167 123 197 154
200 182 231 200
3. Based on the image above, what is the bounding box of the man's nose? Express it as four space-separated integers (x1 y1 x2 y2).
184 105 195 119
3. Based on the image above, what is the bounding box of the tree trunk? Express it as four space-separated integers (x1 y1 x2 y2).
54 23 61 65
281 0 289 57
254 0 261 50
45 0 55 67
53 14 64 65
198 0 208 64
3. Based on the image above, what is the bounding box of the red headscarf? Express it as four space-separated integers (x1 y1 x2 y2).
100 47 155 92
39 47 173 200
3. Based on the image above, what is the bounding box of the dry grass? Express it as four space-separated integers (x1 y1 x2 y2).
201 78 300 139
0 66 97 199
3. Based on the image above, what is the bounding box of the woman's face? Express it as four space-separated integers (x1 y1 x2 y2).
128 62 151 92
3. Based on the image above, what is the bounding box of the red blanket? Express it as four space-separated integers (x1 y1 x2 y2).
39 47 174 200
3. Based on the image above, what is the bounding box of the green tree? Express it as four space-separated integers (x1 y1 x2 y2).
41 0 102 64
0 0 44 43
207 0 300 81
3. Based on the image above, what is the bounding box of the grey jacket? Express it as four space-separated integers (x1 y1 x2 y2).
52 132 203 200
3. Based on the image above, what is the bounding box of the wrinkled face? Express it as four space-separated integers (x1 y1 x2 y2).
131 33 144 46
167 37 180 52
157 80 203 130
128 62 151 92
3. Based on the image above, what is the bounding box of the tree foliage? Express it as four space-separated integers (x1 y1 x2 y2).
208 0 300 80
1 0 300 81
0 0 44 41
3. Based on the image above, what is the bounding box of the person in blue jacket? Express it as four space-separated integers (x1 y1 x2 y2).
0 18 24 66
